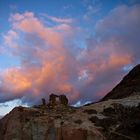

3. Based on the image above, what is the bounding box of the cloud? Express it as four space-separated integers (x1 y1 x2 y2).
0 4 140 105
83 0 101 21
63 5 73 10
41 14 74 24
1 12 80 104
77 4 140 100
4 30 18 47
95 4 140 64
0 99 28 116
9 4 17 11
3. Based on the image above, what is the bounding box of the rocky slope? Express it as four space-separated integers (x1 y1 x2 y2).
0 95 140 140
0 65 140 140
0 100 104 140
101 64 140 101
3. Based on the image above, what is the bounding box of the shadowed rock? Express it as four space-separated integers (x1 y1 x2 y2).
42 98 46 106
48 94 68 107
101 64 140 101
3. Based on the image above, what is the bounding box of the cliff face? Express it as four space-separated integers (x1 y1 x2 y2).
101 64 140 101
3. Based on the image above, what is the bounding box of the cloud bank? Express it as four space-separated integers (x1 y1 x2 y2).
0 4 140 105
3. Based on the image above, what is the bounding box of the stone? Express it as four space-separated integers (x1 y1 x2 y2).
42 98 46 106
59 95 68 106
48 94 68 107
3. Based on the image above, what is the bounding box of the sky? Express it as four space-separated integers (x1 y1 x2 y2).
0 0 140 116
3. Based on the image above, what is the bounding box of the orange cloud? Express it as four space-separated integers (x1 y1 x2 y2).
108 54 132 68
1 68 31 93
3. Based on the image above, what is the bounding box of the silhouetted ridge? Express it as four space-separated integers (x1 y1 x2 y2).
101 64 140 101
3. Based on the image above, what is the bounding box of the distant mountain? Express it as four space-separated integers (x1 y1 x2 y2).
101 64 140 101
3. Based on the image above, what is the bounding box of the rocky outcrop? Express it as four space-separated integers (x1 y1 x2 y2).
48 94 68 108
1 94 140 140
41 98 46 106
101 64 140 101
0 95 104 140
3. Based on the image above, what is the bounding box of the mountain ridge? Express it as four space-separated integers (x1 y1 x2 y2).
101 64 140 101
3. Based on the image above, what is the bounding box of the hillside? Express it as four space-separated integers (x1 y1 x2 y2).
101 64 140 101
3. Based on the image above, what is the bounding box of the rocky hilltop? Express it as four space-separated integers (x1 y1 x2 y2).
0 94 105 140
0 65 140 140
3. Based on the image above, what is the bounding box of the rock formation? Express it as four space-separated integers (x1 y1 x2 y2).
48 94 68 107
0 94 104 140
41 98 46 106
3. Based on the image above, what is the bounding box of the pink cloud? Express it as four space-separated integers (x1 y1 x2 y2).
1 4 140 105
11 12 69 48
1 12 80 104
